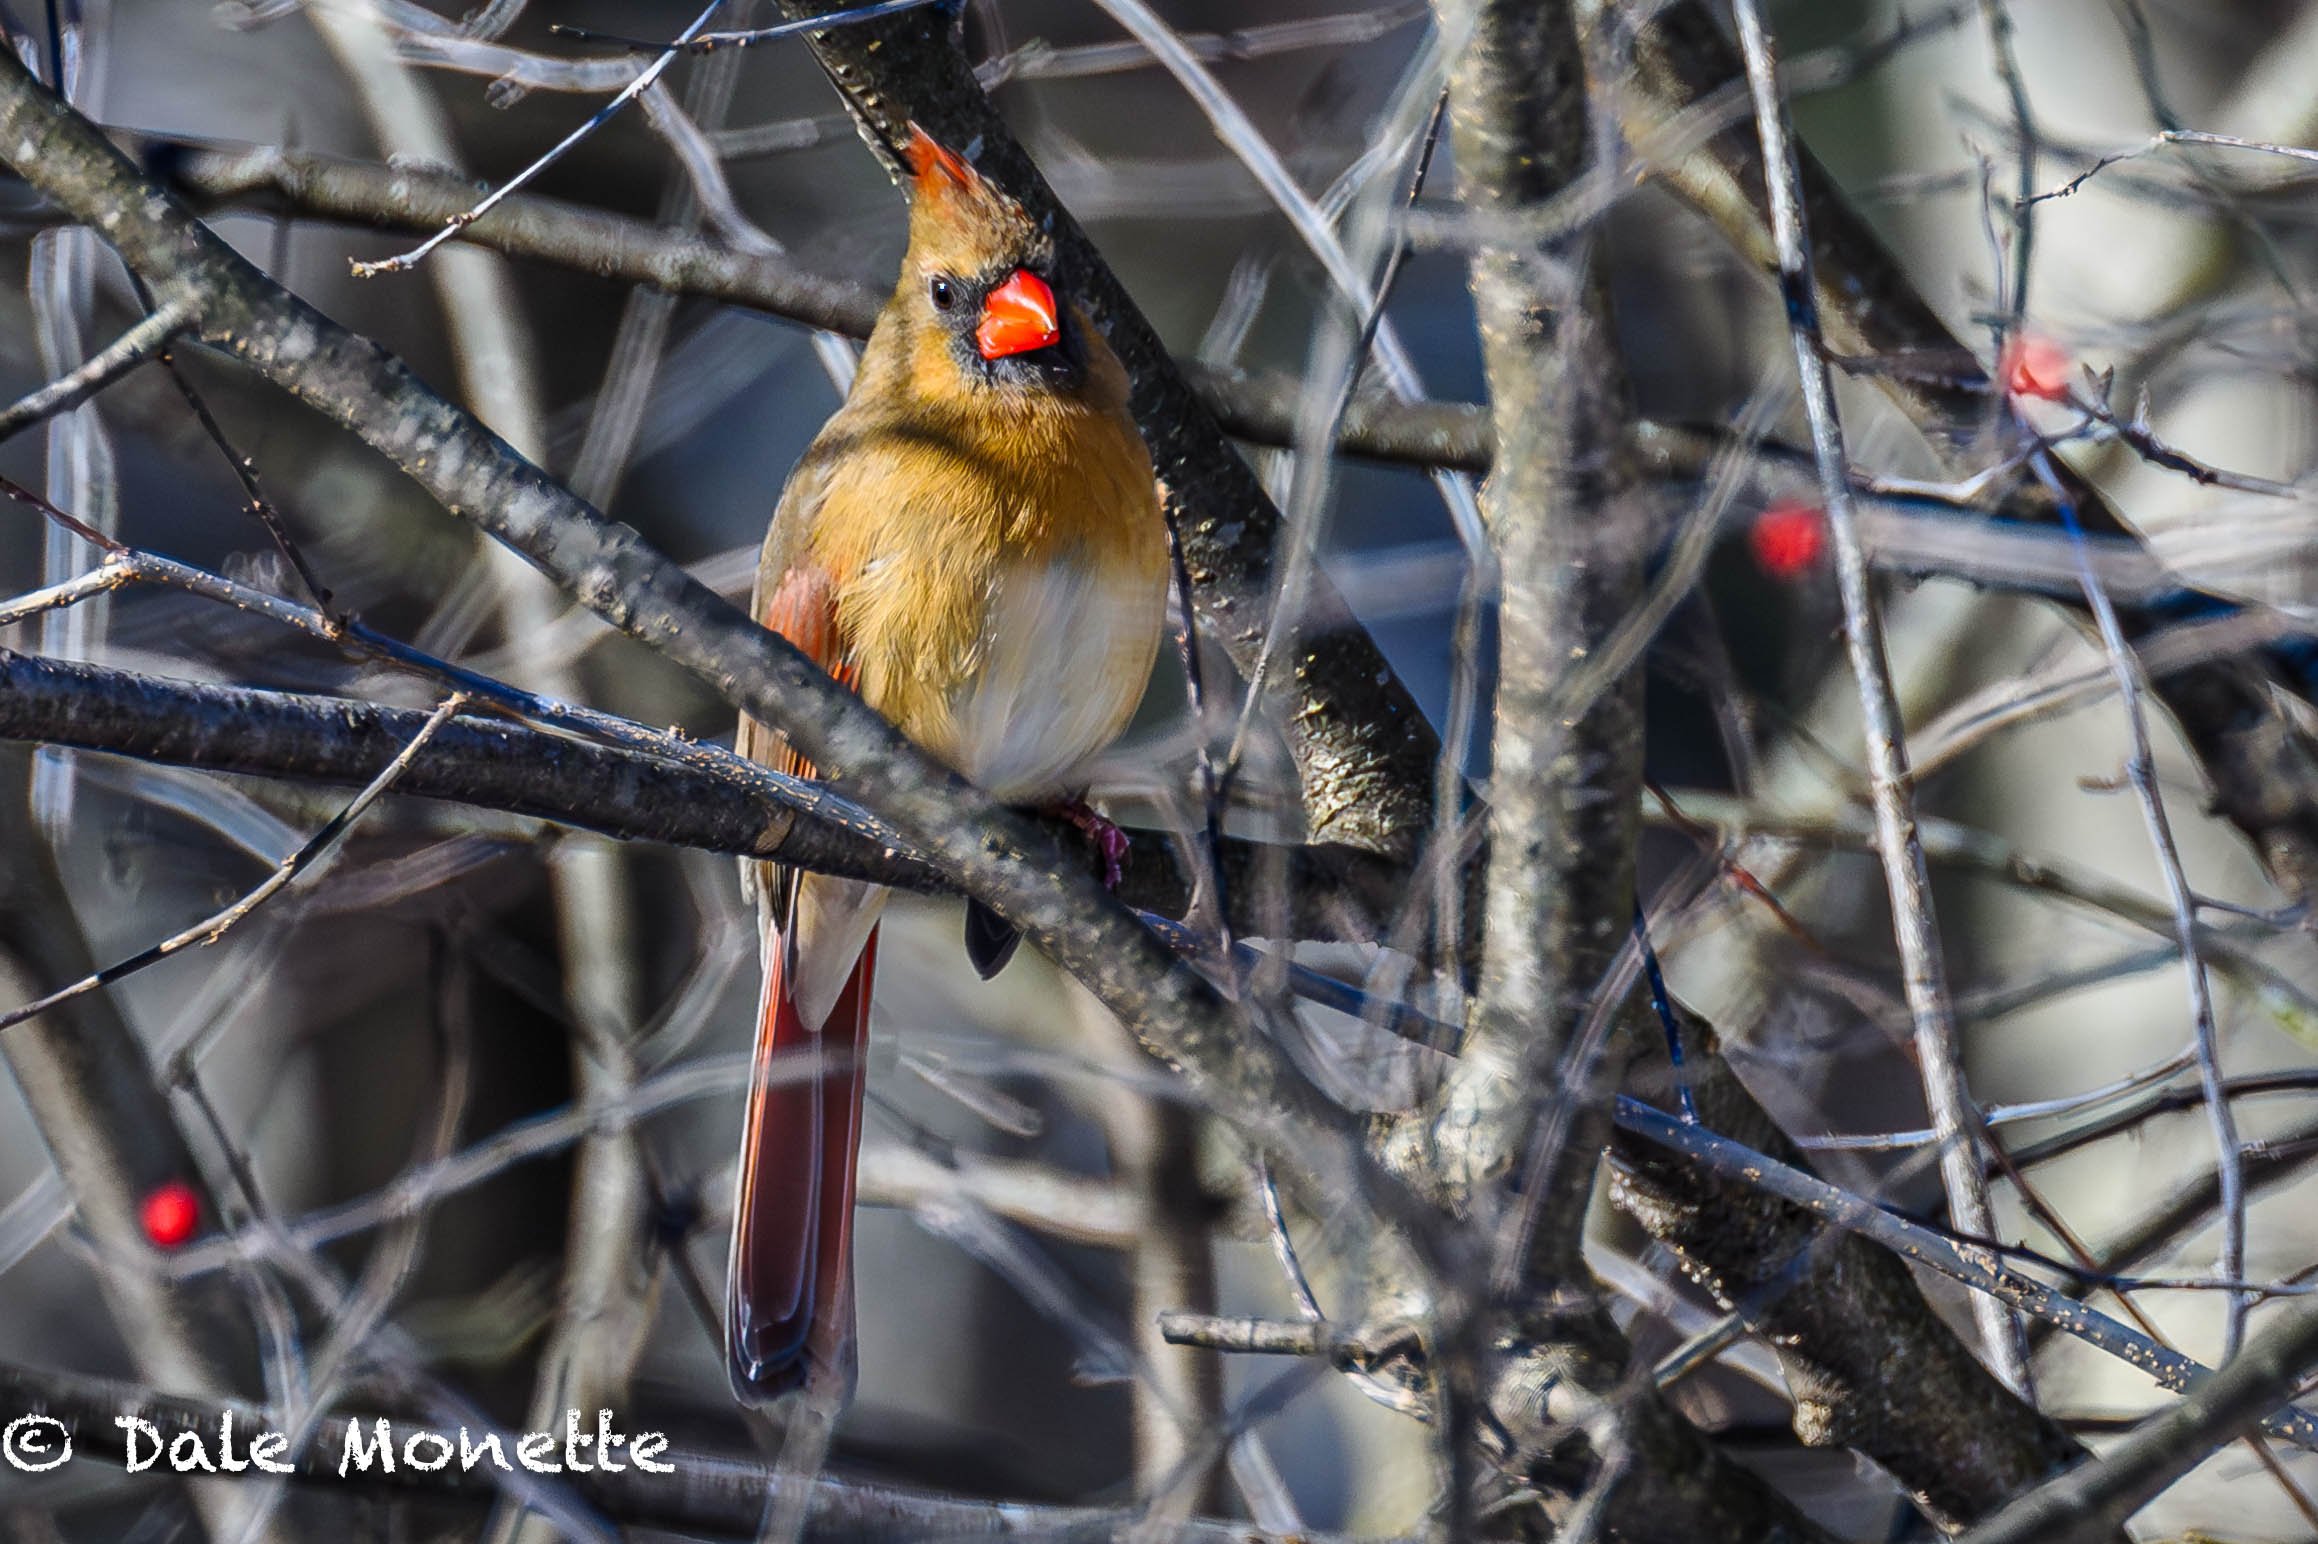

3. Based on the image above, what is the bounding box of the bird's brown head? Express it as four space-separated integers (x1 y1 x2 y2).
894 125 1087 398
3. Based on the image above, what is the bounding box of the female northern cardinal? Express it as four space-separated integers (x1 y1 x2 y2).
728 127 1169 1404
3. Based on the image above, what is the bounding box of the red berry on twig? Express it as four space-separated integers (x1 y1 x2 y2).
140 1180 200 1249
2000 333 2074 402
1749 500 1827 579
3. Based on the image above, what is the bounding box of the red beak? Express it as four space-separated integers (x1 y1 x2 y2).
976 270 1061 360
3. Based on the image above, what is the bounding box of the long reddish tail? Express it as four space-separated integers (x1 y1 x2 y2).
727 929 877 1405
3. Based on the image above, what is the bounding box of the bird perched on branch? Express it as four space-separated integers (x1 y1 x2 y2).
728 126 1169 1406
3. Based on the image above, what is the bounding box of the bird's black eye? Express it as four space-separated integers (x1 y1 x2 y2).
929 275 958 312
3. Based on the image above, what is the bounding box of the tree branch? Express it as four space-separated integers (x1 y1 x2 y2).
1431 0 1644 1261
1418 7 1829 1543
0 294 193 441
1611 1007 2094 1531
1957 1292 2318 1544
0 648 1423 939
101 132 1494 472
1615 1098 2318 1452
1729 0 2020 1388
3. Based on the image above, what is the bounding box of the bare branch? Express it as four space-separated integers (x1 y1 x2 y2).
1610 1007 2090 1530
0 695 463 1034
1430 0 1642 1253
346 1 724 277
0 650 1422 941
2027 126 2318 206
1728 0 2020 1390
1616 1099 2318 1452
0 295 192 442
1958 1292 2318 1544
2021 445 2248 1357
1410 7 1840 1542
131 130 1510 472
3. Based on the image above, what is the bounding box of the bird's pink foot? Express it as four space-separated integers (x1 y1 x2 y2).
1051 798 1129 890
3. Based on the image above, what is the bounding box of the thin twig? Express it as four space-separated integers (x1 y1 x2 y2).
546 0 936 53
1727 0 2023 1391
0 560 132 625
1956 1290 2318 1544
1156 1311 1365 1359
0 294 189 441
1612 1099 2318 1449
1976 0 2037 324
136 282 338 617
0 694 465 1035
348 0 724 276
2027 127 2318 205
2028 443 2249 1359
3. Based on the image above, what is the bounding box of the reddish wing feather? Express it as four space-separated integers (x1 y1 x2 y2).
742 564 849 781
729 561 876 1404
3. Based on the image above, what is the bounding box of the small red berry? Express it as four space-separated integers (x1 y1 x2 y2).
139 1180 200 1249
1749 500 1827 579
2000 333 2074 402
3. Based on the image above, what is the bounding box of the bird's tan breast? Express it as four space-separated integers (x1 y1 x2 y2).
801 395 1168 800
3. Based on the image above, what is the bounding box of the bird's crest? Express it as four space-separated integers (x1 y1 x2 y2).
897 123 1048 284
903 124 977 200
